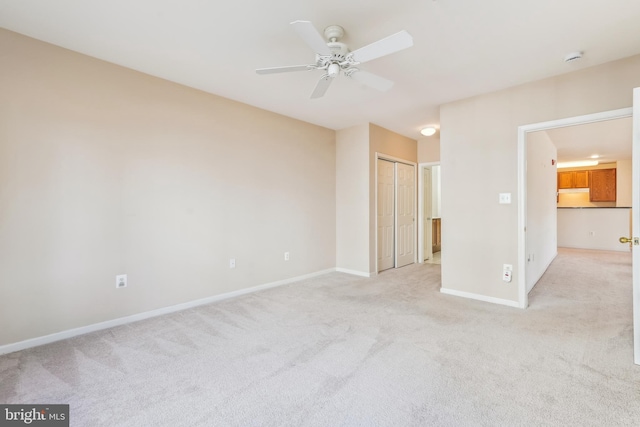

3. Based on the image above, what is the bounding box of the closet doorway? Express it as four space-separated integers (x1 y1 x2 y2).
376 156 417 273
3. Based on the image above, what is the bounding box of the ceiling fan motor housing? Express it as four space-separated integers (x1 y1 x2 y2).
323 25 345 42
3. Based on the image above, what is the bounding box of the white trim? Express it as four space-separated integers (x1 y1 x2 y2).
632 89 640 365
418 162 440 264
517 107 633 310
376 152 417 166
335 268 371 277
440 287 521 308
0 268 335 356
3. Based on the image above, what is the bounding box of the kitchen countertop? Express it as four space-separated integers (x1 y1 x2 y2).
557 206 631 209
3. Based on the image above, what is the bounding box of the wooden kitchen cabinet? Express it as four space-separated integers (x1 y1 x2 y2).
432 218 441 253
573 171 589 188
557 170 589 189
589 169 616 202
557 171 574 189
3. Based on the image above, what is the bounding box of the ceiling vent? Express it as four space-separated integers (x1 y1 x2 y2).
564 52 583 63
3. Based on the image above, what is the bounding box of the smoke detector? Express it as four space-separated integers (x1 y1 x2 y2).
564 51 583 63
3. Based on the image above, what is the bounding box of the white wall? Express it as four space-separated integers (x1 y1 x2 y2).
0 29 336 346
558 208 631 252
525 131 558 292
440 54 640 305
432 166 441 218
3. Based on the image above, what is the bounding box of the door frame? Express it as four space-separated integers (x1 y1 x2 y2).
517 107 633 310
374 152 418 274
418 162 440 263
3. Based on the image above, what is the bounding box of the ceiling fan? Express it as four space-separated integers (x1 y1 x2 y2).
256 20 414 99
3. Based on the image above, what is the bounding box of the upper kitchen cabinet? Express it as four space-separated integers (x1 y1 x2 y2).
589 169 616 202
557 170 589 189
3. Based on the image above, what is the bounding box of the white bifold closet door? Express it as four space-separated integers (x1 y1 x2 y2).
377 159 395 272
395 162 416 268
377 159 416 272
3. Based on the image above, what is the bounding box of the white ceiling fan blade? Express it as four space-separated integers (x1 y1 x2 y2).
310 75 334 99
350 30 413 63
291 20 332 55
256 65 314 75
349 70 395 92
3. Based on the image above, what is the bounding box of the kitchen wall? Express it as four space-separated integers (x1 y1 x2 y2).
0 29 336 347
557 208 631 252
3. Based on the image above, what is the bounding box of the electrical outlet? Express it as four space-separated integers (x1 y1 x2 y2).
116 274 127 288
284 252 290 261
229 258 236 269
502 264 512 283
588 231 596 237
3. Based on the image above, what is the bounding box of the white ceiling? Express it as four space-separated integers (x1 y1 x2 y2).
2 0 640 139
544 117 632 164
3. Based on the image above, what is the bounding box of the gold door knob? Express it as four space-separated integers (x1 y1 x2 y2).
620 237 632 244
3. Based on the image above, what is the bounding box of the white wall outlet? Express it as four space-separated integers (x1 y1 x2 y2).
499 193 511 204
116 274 127 288
588 231 596 237
502 264 512 283
284 252 290 261
229 258 236 269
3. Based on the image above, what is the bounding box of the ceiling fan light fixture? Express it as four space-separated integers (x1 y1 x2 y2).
420 126 437 136
328 63 340 78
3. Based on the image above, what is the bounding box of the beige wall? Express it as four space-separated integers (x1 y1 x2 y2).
0 29 336 346
336 124 370 274
335 123 417 275
418 137 440 163
440 54 640 304
368 124 417 273
617 159 633 207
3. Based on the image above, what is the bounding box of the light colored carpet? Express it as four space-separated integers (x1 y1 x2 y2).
1 248 639 426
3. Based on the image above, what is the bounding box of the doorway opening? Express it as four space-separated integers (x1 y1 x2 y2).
418 162 441 265
518 105 639 366
518 107 632 308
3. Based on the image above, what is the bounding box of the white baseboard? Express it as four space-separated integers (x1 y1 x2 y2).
335 268 371 278
440 287 521 308
0 268 336 356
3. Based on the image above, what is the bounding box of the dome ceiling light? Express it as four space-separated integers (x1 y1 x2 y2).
420 127 437 136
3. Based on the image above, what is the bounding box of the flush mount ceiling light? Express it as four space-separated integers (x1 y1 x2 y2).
557 160 598 169
420 126 437 136
590 154 600 159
